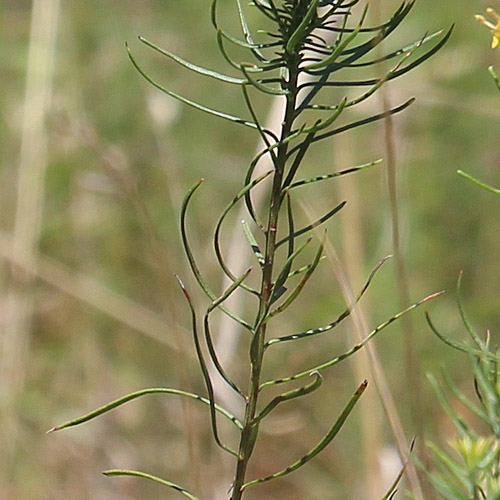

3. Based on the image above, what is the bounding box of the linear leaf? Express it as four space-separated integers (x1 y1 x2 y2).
138 36 247 84
266 255 391 346
427 442 470 489
242 380 367 490
244 145 283 230
261 292 442 389
204 268 252 399
302 26 453 84
347 30 443 68
287 159 382 190
427 373 472 437
176 275 238 456
47 387 242 433
296 2 412 110
270 237 312 305
287 257 326 278
300 97 347 134
127 44 259 130
286 0 320 54
282 131 316 189
180 180 252 329
305 33 432 114
305 5 367 70
425 313 499 362
214 170 272 294
472 360 499 431
241 220 265 267
242 84 279 151
241 64 289 95
212 0 259 48
309 98 415 144
275 201 346 248
440 369 489 424
457 170 500 195
103 470 199 500
456 271 483 348
236 0 268 61
269 232 326 318
255 372 322 422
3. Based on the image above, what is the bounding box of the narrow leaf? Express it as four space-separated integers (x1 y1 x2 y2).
286 0 320 54
270 237 312 305
139 36 247 84
47 387 242 433
426 442 470 489
441 368 489 424
242 380 367 490
266 255 391 346
214 170 272 294
180 180 252 329
425 313 499 362
236 0 268 61
287 159 382 190
255 372 322 422
127 44 259 130
427 373 471 437
287 257 326 278
103 469 199 500
269 232 326 317
275 201 346 248
457 170 500 195
456 271 484 348
300 97 348 134
310 98 415 144
176 275 238 456
241 219 265 267
261 291 443 389
305 5 368 70
347 30 443 68
204 268 252 399
241 64 289 95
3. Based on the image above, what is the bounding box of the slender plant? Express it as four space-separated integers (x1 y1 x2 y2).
417 274 499 500
49 1 450 497
418 24 499 489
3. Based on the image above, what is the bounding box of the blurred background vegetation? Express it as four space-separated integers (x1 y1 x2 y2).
0 0 498 499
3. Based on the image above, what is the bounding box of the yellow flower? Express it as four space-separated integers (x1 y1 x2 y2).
475 7 500 48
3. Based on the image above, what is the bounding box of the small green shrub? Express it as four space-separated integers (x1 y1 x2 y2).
49 1 449 497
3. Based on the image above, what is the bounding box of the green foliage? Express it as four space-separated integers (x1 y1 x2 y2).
420 275 499 500
50 0 448 497
457 74 499 193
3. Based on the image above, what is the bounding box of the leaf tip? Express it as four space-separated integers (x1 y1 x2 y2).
422 290 445 303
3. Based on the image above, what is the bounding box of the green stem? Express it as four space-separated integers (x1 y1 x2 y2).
231 58 300 500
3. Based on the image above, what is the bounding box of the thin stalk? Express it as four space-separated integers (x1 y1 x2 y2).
371 2 426 498
231 57 301 500
0 0 60 483
336 133 384 499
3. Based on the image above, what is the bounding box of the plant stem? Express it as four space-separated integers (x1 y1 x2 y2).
231 58 300 500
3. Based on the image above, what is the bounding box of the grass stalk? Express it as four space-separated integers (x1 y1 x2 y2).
0 0 60 481
336 134 385 499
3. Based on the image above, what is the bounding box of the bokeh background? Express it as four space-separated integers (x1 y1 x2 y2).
1 0 498 499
